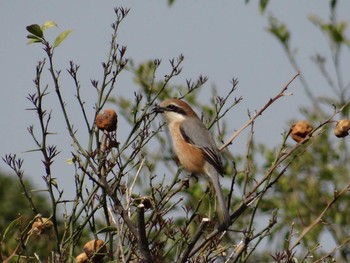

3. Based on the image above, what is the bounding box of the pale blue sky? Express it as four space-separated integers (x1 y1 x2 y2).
1 1 349 196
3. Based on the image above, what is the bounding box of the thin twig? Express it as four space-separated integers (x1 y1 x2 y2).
290 181 350 250
227 161 237 210
178 218 210 263
219 72 299 151
189 201 252 258
314 237 350 263
127 158 145 214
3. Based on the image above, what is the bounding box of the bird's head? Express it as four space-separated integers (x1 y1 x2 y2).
153 99 198 123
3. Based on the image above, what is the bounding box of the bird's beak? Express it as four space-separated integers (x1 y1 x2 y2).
152 105 165 114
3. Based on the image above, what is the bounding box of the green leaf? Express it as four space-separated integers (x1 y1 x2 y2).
267 16 290 48
2 217 21 242
27 34 41 40
26 24 43 38
53 29 73 47
50 178 58 187
259 0 269 14
168 0 175 6
27 34 43 45
41 20 58 31
308 14 324 27
66 158 74 165
330 0 338 11
330 27 344 43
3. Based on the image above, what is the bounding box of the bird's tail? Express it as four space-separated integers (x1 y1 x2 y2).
207 167 231 228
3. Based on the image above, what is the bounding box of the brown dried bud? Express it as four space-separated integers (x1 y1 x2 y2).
31 217 53 235
334 119 350 138
75 252 88 263
96 109 118 132
290 121 313 142
83 239 106 260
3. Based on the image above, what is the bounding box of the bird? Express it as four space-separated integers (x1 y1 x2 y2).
153 98 231 228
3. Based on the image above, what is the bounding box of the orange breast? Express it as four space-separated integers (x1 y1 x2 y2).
169 122 205 174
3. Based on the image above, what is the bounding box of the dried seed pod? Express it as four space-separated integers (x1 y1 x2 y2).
83 239 106 261
290 121 313 142
334 119 350 138
75 252 88 263
31 217 53 235
31 221 43 235
95 109 118 132
40 217 54 229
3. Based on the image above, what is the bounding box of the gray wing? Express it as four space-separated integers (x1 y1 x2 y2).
180 119 225 175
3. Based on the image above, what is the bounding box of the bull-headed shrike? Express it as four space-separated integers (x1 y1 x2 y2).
154 98 230 228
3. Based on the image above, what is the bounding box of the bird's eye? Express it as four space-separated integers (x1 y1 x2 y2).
165 104 186 115
167 104 178 111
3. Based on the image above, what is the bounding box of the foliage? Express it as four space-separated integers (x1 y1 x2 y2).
256 0 350 261
1 2 350 262
0 172 54 261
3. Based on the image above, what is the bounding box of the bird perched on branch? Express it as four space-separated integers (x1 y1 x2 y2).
153 98 230 228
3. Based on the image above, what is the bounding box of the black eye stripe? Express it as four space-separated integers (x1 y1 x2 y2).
166 105 175 110
166 104 186 115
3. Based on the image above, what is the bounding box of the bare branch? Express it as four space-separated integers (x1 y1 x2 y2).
219 72 300 151
178 218 210 263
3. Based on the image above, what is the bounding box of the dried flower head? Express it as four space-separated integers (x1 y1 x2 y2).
96 109 118 132
83 239 107 261
31 217 53 235
290 120 313 142
334 119 350 138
